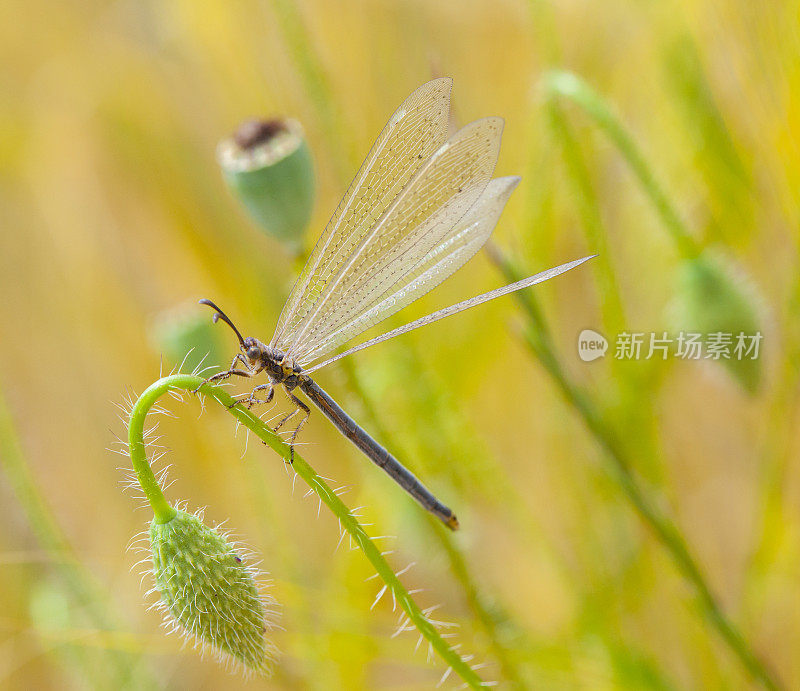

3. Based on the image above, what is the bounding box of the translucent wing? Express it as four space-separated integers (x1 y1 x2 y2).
304 255 596 373
271 78 452 351
286 116 504 362
297 176 521 367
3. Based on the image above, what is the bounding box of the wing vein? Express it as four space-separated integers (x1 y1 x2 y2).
304 256 596 373
271 78 452 351
289 117 504 361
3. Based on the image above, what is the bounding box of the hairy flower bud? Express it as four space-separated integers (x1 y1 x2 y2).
148 508 278 674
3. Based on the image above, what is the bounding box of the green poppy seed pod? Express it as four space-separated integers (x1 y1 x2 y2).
218 118 315 256
148 301 225 374
149 509 278 674
670 249 764 394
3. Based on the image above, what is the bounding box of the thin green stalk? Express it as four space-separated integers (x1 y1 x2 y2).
128 373 486 689
0 387 155 689
487 247 781 691
525 0 562 65
543 70 699 258
745 275 800 598
544 100 668 484
545 99 626 335
267 0 352 183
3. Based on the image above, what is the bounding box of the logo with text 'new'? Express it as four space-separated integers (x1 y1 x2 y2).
578 329 608 361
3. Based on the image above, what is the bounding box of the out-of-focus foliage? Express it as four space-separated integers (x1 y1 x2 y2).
0 0 798 688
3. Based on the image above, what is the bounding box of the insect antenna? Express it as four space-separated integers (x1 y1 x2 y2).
199 298 246 347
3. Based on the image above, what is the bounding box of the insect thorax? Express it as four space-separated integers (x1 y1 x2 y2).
260 347 303 386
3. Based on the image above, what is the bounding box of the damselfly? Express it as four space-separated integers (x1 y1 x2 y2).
201 78 593 529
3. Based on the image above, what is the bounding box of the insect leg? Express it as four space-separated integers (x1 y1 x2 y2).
244 383 274 409
194 354 252 393
282 392 310 463
273 405 298 434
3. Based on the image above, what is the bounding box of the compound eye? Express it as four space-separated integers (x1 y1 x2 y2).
246 346 261 361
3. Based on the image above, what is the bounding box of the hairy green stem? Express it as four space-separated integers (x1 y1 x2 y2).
127 373 486 689
128 388 177 524
543 69 699 258
424 514 532 689
488 247 781 691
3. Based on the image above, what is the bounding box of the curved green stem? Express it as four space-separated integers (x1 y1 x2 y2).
127 384 176 524
127 373 486 689
543 69 699 259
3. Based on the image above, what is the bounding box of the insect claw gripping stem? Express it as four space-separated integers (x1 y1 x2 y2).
192 352 254 396
193 369 250 396
270 390 310 463
244 384 275 410
286 405 310 464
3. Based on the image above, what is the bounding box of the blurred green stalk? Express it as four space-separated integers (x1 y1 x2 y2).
486 244 781 690
745 276 800 607
543 70 699 259
543 69 764 395
544 96 670 482
0 386 155 688
267 0 353 182
545 98 626 334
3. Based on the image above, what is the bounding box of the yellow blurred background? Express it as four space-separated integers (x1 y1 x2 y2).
1 0 798 688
